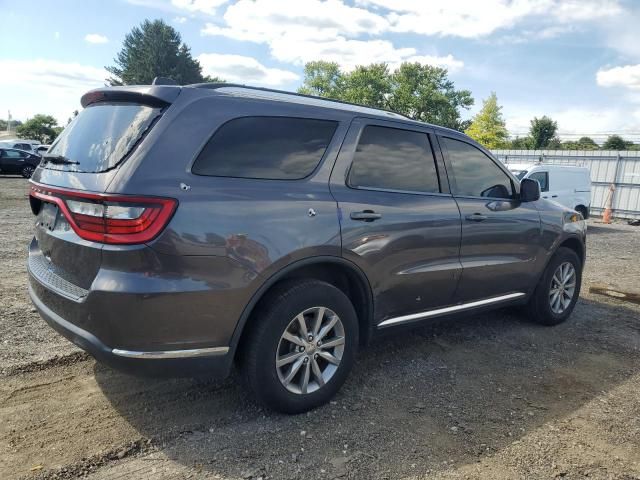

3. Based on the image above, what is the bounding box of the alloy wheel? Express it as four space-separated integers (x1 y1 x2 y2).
549 261 576 314
275 306 345 394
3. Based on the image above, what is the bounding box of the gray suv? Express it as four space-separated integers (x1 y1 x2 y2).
27 83 586 413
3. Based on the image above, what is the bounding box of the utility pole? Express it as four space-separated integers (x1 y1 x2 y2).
7 110 11 133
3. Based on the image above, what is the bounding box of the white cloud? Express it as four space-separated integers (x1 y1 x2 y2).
54 31 60 40
275 37 464 72
402 55 464 72
597 64 640 90
171 0 227 15
201 0 461 72
84 33 108 44
173 16 187 23
209 0 389 41
0 59 107 123
197 53 299 86
357 0 622 38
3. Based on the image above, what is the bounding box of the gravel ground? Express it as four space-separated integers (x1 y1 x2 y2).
1 175 639 480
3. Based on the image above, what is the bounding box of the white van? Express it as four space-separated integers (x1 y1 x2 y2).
507 164 592 218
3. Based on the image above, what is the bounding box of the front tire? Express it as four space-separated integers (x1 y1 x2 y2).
241 280 358 414
527 247 582 326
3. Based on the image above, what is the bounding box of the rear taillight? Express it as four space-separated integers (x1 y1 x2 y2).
30 183 177 245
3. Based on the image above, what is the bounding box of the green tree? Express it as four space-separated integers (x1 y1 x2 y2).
562 137 599 150
507 136 531 149
577 136 599 150
387 62 473 130
298 61 474 130
341 63 391 109
106 19 205 85
0 118 22 131
603 134 629 150
15 115 60 143
529 116 559 149
464 92 508 149
298 61 343 99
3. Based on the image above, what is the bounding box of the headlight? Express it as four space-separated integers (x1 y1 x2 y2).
564 212 582 223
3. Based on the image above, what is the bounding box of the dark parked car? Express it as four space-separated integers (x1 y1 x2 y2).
0 148 41 178
27 83 586 413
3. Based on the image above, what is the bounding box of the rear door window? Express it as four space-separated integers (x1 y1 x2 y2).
348 125 440 193
44 102 162 173
192 117 337 180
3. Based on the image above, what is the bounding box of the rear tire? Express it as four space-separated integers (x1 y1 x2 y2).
240 280 358 414
527 247 582 326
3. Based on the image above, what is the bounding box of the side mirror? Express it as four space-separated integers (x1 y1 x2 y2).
520 178 540 202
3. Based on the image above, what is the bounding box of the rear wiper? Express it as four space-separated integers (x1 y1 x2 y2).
42 154 80 166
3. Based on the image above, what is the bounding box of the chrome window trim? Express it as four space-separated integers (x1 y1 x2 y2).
112 346 229 359
377 292 526 328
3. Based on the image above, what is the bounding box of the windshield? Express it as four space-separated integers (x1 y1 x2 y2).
511 170 528 180
45 102 162 173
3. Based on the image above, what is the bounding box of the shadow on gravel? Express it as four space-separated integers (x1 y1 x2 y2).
94 297 640 479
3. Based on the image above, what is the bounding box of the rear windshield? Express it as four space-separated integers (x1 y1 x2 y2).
44 102 162 173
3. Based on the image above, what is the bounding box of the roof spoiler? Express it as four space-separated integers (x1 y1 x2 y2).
81 85 181 108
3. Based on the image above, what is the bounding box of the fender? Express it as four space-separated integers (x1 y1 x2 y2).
529 232 586 297
227 255 375 356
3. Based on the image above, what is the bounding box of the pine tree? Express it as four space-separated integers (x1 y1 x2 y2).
106 19 205 86
464 93 509 149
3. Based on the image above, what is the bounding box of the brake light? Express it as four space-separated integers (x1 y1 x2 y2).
30 183 177 245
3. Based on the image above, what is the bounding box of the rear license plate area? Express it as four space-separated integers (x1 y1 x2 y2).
39 202 59 231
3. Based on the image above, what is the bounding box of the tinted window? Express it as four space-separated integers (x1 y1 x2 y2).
348 126 439 193
45 102 162 173
193 117 337 180
4 150 25 158
529 171 549 192
443 138 513 198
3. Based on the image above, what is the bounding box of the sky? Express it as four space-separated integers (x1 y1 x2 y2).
2 0 640 142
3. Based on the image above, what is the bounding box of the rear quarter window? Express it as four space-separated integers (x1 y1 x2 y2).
192 117 338 180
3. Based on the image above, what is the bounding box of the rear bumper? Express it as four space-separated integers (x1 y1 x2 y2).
25 229 261 377
29 282 234 378
29 272 238 379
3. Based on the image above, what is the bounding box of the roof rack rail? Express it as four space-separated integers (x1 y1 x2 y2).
188 82 410 120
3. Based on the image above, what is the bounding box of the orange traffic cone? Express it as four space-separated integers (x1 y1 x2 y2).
602 184 615 224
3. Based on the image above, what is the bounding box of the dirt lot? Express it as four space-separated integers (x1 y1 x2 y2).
1 175 639 480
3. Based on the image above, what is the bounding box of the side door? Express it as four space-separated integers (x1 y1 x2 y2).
0 149 27 173
439 135 543 302
330 118 462 325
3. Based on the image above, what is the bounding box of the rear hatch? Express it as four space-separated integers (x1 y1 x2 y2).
29 87 179 297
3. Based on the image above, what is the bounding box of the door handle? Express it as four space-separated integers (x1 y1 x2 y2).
551 195 558 198
465 213 487 222
350 210 382 222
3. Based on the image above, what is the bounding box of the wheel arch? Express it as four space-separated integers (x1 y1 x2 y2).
230 256 374 360
558 236 585 265
574 204 589 219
